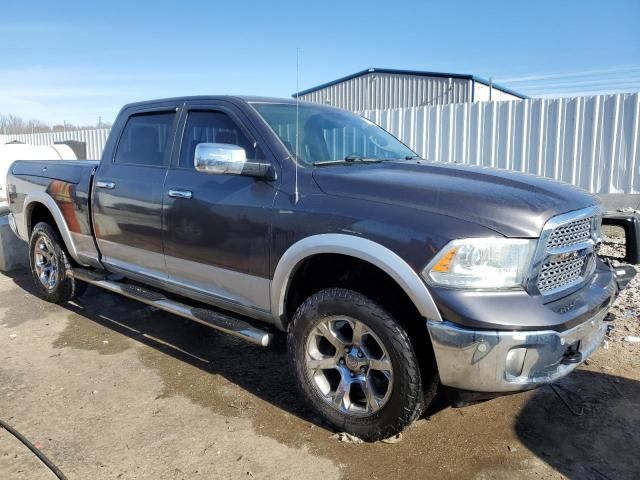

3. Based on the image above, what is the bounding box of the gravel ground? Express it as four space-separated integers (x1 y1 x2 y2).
599 227 640 372
0 233 638 479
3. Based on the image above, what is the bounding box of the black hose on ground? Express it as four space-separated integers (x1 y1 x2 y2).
0 418 68 480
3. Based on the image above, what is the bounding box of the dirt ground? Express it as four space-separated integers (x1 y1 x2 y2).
1 234 639 479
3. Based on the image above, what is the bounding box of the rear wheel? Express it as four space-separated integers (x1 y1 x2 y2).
29 222 87 303
289 288 428 441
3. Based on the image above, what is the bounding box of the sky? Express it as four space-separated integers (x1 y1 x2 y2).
0 0 638 125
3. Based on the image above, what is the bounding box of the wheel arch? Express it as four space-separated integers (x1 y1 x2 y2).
270 234 442 331
22 193 81 264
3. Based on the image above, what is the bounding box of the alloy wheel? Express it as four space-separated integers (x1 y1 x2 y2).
34 236 58 290
305 315 394 416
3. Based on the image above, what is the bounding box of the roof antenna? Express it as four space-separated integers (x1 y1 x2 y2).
294 48 300 203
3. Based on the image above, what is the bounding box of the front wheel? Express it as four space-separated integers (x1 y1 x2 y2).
288 288 427 441
29 222 87 303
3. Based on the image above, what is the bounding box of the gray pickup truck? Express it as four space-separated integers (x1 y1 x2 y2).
5 96 637 441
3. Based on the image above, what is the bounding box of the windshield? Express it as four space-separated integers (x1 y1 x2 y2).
251 103 417 166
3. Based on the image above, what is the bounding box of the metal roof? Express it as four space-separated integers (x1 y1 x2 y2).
292 67 526 99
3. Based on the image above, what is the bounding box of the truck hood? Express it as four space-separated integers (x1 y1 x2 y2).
312 161 600 237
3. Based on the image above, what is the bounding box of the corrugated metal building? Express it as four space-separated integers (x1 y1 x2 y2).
293 68 525 111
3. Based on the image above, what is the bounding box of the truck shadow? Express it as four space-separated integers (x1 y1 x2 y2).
515 369 640 479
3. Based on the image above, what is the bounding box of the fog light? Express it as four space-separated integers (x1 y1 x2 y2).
505 348 527 378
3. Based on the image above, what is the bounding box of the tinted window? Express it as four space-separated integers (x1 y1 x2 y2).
251 103 416 166
114 112 175 167
179 111 259 169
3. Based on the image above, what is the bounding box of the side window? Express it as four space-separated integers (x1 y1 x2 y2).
179 110 261 169
114 112 175 167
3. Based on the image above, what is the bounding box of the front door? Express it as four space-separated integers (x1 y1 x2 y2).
93 107 179 278
162 105 277 314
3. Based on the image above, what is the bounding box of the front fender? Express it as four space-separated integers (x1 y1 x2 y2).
270 233 442 330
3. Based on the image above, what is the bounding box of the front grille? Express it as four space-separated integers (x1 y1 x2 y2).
529 207 600 298
536 256 586 293
546 216 593 249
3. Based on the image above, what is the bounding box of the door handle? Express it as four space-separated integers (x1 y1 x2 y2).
168 189 193 199
95 181 116 189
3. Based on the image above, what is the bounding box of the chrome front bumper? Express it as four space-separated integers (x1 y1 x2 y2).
427 307 610 393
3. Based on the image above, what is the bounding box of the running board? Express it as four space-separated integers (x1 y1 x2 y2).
71 268 273 347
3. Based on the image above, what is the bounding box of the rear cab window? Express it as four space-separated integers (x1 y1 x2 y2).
114 112 175 167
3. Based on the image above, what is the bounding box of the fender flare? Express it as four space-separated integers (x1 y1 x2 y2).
21 192 82 263
270 233 442 329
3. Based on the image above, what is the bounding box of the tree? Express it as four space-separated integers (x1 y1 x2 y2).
0 114 111 135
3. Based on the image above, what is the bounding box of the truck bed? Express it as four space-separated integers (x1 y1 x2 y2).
7 159 100 267
11 159 99 184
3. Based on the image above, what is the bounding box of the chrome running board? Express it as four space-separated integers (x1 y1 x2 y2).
71 268 273 347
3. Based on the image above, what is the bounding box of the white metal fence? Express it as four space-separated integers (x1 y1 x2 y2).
1 93 638 194
364 93 640 194
0 128 110 160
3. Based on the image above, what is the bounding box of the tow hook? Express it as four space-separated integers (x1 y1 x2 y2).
561 345 583 365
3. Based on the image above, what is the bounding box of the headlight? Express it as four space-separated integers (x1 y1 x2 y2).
423 238 536 289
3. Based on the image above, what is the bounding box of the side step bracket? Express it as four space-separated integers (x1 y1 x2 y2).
71 268 273 347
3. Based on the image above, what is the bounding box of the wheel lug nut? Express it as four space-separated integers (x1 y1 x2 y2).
339 359 345 365
360 367 366 373
357 352 363 358
344 346 350 353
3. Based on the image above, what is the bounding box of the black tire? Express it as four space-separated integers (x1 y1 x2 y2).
29 222 87 303
289 288 427 442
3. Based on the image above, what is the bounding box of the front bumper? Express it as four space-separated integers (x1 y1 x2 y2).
427 301 612 393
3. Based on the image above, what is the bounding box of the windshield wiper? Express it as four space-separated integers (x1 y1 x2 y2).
344 154 383 163
313 155 383 166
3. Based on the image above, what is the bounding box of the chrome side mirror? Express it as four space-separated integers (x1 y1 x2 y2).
194 143 271 178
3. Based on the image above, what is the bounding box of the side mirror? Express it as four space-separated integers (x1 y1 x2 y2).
194 143 271 178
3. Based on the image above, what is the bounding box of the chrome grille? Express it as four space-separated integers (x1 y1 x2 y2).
546 216 593 249
536 256 586 293
529 206 601 299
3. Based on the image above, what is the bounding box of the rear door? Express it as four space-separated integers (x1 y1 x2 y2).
92 104 180 278
162 101 277 315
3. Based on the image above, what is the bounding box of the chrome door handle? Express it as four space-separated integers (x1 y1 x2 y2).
168 189 193 199
95 181 116 189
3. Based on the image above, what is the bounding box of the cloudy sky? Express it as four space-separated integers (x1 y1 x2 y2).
1 0 638 125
